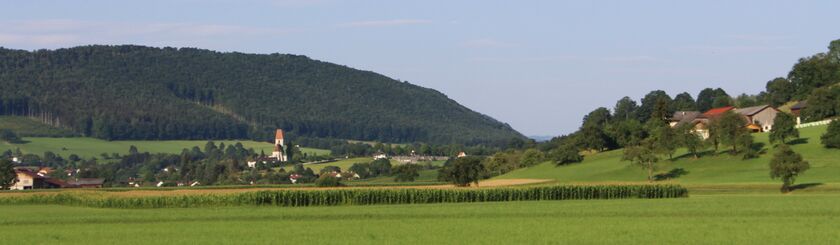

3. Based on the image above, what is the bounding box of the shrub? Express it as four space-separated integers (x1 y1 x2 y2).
315 175 342 187
392 164 421 182
821 120 840 149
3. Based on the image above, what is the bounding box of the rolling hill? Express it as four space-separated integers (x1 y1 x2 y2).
497 125 839 184
0 45 524 145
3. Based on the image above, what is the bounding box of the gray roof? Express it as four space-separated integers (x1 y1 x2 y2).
791 101 807 110
669 111 702 126
734 105 773 116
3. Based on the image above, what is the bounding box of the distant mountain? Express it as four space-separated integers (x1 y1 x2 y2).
0 45 524 145
528 135 555 142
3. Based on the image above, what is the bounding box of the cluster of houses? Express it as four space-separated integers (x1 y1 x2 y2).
668 104 782 139
10 167 103 190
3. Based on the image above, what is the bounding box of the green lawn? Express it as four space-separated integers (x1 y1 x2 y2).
2 193 839 244
498 125 840 184
0 137 330 159
0 116 76 137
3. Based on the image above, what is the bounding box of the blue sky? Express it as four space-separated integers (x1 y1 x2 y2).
1 0 838 136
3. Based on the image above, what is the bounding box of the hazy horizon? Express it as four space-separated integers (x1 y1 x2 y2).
2 0 839 136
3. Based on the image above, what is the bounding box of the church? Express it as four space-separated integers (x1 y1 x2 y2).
271 129 288 162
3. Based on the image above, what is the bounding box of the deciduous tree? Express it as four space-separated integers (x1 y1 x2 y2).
769 113 799 144
769 144 810 193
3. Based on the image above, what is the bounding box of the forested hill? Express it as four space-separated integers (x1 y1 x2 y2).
0 45 524 145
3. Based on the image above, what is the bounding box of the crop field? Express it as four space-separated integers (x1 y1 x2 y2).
0 137 330 159
1 192 839 244
498 125 840 184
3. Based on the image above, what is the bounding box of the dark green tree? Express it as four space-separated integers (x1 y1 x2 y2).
769 144 810 193
621 139 659 182
0 159 16 190
392 164 421 182
676 123 704 158
613 96 639 121
439 156 485 187
369 158 392 176
672 92 697 111
549 143 583 166
715 111 749 154
801 87 837 122
769 113 799 144
638 90 672 122
821 120 840 149
765 77 794 107
348 163 371 179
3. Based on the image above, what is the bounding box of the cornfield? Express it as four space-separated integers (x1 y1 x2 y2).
0 185 688 209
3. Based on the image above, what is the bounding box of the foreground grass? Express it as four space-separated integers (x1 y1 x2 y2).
0 137 330 159
499 125 840 184
1 194 839 244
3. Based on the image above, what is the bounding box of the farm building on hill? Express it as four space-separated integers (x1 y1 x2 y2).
734 105 779 132
668 105 780 139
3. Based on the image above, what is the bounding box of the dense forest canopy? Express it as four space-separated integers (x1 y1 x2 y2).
0 45 524 146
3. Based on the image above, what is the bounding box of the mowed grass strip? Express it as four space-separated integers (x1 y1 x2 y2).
1 194 839 244
0 185 688 208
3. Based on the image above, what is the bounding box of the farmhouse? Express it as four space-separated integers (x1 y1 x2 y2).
668 105 780 139
10 168 70 190
734 105 779 132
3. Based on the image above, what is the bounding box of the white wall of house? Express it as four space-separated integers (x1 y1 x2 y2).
10 173 33 190
749 108 778 132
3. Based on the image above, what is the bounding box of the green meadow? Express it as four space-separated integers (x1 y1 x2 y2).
498 125 840 185
0 137 330 159
2 193 840 244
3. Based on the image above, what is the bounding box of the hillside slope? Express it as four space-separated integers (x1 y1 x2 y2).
0 45 523 145
498 125 839 184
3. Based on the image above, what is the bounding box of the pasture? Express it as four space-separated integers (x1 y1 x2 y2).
2 192 839 244
0 137 330 159
498 125 840 184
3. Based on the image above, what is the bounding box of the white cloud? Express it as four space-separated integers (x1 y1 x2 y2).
338 19 432 28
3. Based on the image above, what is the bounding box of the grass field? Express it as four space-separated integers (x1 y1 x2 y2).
498 125 840 185
2 192 839 244
304 157 444 173
0 137 330 159
0 116 76 137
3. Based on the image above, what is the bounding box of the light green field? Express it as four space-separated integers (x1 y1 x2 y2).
0 116 75 137
1 193 839 244
499 125 840 185
304 158 444 173
0 137 330 159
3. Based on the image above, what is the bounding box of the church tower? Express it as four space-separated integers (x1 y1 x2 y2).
271 129 287 162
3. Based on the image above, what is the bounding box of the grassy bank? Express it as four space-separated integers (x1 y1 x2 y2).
498 125 839 184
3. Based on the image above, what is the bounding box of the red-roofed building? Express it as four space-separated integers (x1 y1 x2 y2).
702 106 735 118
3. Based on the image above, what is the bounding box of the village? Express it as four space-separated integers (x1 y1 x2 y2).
7 128 465 190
